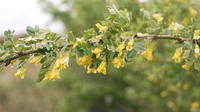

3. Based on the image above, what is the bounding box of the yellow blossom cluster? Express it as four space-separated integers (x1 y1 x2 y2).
172 47 183 63
14 66 26 79
43 56 69 81
189 7 198 17
29 55 43 66
142 42 154 61
77 55 107 75
92 48 102 58
112 42 125 68
95 23 108 33
190 101 200 112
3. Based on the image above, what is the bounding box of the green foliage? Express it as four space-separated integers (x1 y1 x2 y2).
0 0 200 112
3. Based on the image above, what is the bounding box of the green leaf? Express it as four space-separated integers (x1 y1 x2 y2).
0 52 6 57
24 37 42 44
3 41 12 48
38 48 48 55
4 30 14 38
18 60 26 69
15 44 31 51
26 26 36 36
134 42 145 52
125 50 135 62
67 31 76 43
194 60 200 71
36 58 53 82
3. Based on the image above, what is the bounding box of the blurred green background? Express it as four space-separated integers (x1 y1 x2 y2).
0 0 200 112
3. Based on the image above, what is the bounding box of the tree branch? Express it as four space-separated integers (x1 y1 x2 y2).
0 50 39 66
133 34 186 42
0 34 197 66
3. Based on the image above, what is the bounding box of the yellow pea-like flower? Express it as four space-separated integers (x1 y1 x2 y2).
172 47 183 63
116 42 125 52
97 60 107 75
153 14 163 23
43 69 60 81
89 35 102 43
194 30 200 40
92 48 102 58
126 39 134 51
142 44 154 61
77 37 85 43
189 7 197 17
194 44 199 58
181 17 189 25
190 101 199 112
54 56 69 70
169 25 178 31
10 59 17 66
112 56 124 68
160 91 168 98
167 101 176 109
29 55 43 66
87 66 97 74
181 64 190 71
49 69 60 80
14 66 26 79
77 55 92 67
95 23 108 33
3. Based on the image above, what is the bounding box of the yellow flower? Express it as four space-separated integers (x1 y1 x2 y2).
77 37 85 43
95 23 108 33
89 35 102 43
194 30 200 40
189 7 197 17
126 39 134 51
169 25 178 31
190 101 199 112
194 44 199 58
72 37 85 48
14 66 26 79
54 56 69 70
77 55 92 67
116 42 125 52
87 66 97 74
172 47 183 63
181 17 189 25
169 22 184 31
10 59 17 66
92 48 102 58
170 86 177 92
182 83 190 91
167 101 176 109
97 60 107 75
181 64 190 71
160 91 168 98
43 69 60 81
72 42 78 48
112 56 124 68
29 55 43 65
142 45 154 61
167 101 178 111
153 14 163 23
